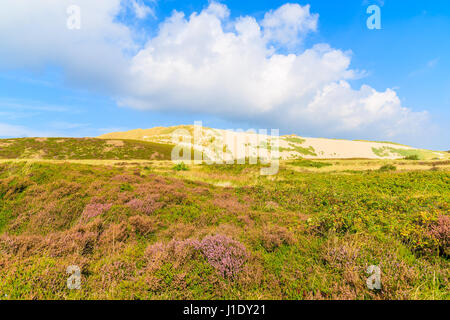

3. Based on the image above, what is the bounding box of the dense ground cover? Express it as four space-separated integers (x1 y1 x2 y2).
0 138 173 160
0 160 448 299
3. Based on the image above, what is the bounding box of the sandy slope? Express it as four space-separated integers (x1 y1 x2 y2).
300 138 410 159
99 125 447 160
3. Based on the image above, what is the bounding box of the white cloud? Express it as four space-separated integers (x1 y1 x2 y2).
262 3 318 49
0 0 134 93
0 1 431 142
0 98 72 113
49 121 89 130
427 58 439 68
121 2 429 140
409 57 440 77
131 0 156 19
0 123 52 138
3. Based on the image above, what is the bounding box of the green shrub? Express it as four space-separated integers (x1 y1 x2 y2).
120 183 134 191
404 155 419 160
379 164 397 171
284 136 306 144
172 162 189 171
290 159 332 168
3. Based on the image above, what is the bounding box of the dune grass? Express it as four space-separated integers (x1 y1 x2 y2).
372 146 442 160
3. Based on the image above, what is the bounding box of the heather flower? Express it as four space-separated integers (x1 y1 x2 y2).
143 235 249 279
429 215 450 256
82 203 112 219
259 225 295 252
126 195 161 215
145 239 198 271
129 215 155 235
195 235 249 279
111 174 141 183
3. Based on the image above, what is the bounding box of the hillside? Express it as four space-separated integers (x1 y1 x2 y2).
0 127 446 162
0 160 448 299
0 129 448 300
99 125 448 161
0 138 173 160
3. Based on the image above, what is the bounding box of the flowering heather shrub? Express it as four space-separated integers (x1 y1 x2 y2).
144 235 248 279
129 215 155 236
126 195 161 215
48 180 82 198
100 260 135 287
82 202 112 219
195 235 249 279
133 180 187 204
259 225 295 252
429 215 450 256
142 239 201 293
145 242 168 272
191 186 210 196
212 193 250 214
117 192 134 204
111 174 141 183
321 235 427 299
145 239 199 271
99 222 129 248
0 223 100 258
324 241 360 270
126 199 144 211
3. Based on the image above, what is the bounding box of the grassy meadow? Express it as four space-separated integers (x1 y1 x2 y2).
0 139 448 300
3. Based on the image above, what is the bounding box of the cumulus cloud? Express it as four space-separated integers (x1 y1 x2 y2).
0 0 134 93
121 2 429 140
0 123 53 138
131 0 155 19
0 1 431 141
262 3 318 49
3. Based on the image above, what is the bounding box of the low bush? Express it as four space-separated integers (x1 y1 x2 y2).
195 235 249 280
290 159 332 168
258 225 295 252
379 164 397 171
172 162 189 171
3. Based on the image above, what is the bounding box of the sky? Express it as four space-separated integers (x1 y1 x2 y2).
0 0 449 150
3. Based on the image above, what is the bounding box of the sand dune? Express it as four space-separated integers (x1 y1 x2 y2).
99 125 447 160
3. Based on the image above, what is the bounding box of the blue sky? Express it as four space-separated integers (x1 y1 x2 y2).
0 0 449 150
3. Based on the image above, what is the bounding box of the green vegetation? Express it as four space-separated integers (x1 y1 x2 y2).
284 136 306 144
172 162 189 171
372 147 395 157
372 146 440 160
290 144 317 156
288 159 332 168
404 155 420 160
0 159 448 299
379 164 397 171
0 138 173 160
355 140 410 146
280 144 317 156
